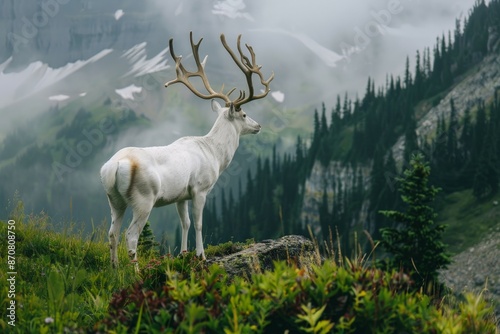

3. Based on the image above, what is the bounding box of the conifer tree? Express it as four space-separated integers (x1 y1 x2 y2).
403 115 418 164
220 188 229 239
319 187 331 242
472 101 487 164
379 154 450 287
369 147 386 214
473 112 499 199
404 56 412 89
313 109 321 141
459 107 473 161
320 103 328 137
424 47 432 79
459 107 474 187
432 40 442 78
333 95 342 128
443 99 460 189
228 189 236 237
431 114 447 183
414 50 424 99
446 99 459 166
138 221 160 255
342 93 351 120
309 109 322 169
159 231 169 256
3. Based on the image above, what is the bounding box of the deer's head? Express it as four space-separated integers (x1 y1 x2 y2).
210 99 261 135
165 32 274 135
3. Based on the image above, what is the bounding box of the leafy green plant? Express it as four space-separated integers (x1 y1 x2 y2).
0 201 497 333
296 303 334 334
96 253 497 333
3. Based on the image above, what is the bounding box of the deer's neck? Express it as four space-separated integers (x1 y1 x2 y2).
204 116 240 172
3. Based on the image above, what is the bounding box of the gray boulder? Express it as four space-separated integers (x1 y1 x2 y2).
207 235 319 279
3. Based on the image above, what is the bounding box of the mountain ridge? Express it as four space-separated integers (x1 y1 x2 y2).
393 53 500 163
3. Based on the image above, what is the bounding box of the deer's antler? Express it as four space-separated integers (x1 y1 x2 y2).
165 32 235 105
165 32 274 109
220 34 274 109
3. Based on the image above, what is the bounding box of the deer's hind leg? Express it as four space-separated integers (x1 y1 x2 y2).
125 195 154 265
107 195 126 268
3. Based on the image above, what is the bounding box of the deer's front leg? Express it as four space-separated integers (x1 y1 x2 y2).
176 200 191 254
192 193 207 260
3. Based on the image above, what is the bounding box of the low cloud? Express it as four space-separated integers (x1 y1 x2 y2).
150 0 476 110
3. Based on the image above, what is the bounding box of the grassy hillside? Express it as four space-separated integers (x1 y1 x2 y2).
0 202 497 333
0 203 138 332
439 189 500 254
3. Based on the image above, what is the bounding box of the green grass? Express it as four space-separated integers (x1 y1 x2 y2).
438 189 500 254
0 201 497 333
0 201 257 333
0 203 141 333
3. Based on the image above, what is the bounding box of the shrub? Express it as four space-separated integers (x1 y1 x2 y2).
0 201 496 333
96 256 497 333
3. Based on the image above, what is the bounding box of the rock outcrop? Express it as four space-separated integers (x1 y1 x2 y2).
207 235 319 279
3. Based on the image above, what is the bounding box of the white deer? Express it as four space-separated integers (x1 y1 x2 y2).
100 32 274 267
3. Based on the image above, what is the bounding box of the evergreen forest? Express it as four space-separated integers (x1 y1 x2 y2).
201 0 500 254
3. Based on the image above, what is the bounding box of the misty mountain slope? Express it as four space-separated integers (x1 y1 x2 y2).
392 53 500 163
1 0 495 239
303 61 500 253
1 0 167 68
0 96 150 220
0 40 174 136
202 0 500 256
0 35 291 237
0 72 229 223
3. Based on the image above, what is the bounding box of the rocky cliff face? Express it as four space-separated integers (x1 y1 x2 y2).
302 53 500 235
300 52 500 320
0 0 165 68
392 54 500 163
301 161 371 236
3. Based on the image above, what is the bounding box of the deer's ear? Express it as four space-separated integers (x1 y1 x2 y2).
211 99 222 112
227 103 236 120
